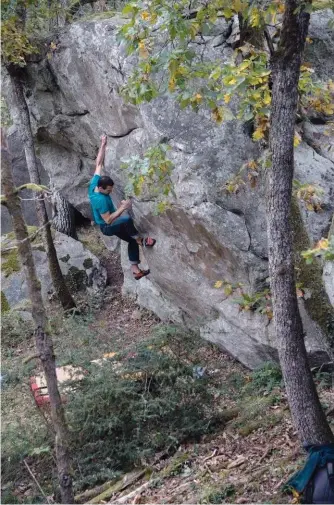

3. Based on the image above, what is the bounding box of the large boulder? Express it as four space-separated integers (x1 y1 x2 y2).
1 231 107 314
3 11 333 368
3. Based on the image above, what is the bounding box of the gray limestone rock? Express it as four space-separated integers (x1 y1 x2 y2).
2 12 334 368
1 231 107 312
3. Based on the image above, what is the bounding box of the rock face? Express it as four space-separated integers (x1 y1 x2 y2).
0 127 51 234
3 11 334 368
1 231 107 313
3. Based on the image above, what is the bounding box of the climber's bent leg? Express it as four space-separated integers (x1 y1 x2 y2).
100 218 142 274
100 216 154 280
100 215 139 238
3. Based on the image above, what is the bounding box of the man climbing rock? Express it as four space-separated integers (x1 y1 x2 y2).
88 135 156 280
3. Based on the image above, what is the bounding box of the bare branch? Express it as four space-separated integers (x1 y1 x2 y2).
264 27 275 56
23 459 53 504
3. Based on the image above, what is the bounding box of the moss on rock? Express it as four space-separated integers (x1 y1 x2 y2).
1 291 10 314
290 198 334 350
2 249 21 277
83 257 93 269
65 266 88 291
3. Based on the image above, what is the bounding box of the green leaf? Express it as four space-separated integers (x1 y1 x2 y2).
122 4 134 15
243 111 254 121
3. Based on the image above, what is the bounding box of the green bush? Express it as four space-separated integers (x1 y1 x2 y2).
247 361 283 393
1 419 52 485
67 329 218 491
1 312 33 354
315 371 333 390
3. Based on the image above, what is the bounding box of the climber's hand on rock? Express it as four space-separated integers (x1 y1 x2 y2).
121 199 132 210
101 134 107 146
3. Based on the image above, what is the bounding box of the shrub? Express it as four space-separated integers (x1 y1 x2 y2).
1 311 34 353
1 419 52 486
67 329 218 491
248 361 283 393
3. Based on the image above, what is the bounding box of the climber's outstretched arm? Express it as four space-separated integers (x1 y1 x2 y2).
95 135 107 175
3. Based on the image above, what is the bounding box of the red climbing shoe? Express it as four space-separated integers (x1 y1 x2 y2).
141 237 156 248
133 269 150 280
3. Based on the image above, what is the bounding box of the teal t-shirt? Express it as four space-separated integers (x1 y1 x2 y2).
88 174 116 225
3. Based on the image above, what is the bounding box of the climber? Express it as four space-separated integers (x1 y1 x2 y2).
88 135 156 280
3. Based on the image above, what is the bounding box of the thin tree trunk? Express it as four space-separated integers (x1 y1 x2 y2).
52 190 78 240
268 0 333 445
8 71 76 311
1 133 74 504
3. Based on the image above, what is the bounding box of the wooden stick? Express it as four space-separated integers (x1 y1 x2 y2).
75 477 121 503
110 481 151 504
203 448 218 462
88 470 146 504
23 459 53 504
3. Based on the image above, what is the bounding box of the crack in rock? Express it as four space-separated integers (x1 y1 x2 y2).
65 110 89 117
108 127 139 139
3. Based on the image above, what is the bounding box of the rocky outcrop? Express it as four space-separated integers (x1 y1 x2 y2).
3 11 334 368
1 231 107 315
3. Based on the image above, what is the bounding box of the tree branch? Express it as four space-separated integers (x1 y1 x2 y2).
264 27 275 56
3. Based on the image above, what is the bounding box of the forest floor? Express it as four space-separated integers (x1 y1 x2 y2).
1 226 334 505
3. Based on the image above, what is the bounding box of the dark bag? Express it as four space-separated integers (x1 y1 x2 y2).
302 461 334 504
285 444 334 504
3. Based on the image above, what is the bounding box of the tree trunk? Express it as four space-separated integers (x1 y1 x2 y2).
1 133 74 504
52 190 78 240
8 70 76 311
268 0 333 445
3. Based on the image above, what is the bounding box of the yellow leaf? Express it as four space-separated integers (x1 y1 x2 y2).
300 62 313 70
263 93 271 105
190 22 199 39
150 13 157 24
138 40 149 58
318 238 329 249
291 488 301 503
194 93 203 103
224 76 237 86
252 127 265 141
277 2 285 14
232 0 243 13
238 60 250 71
141 11 150 21
323 104 334 115
294 132 301 147
249 7 261 27
168 77 176 91
214 280 223 289
252 90 262 100
248 160 258 170
224 93 231 104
